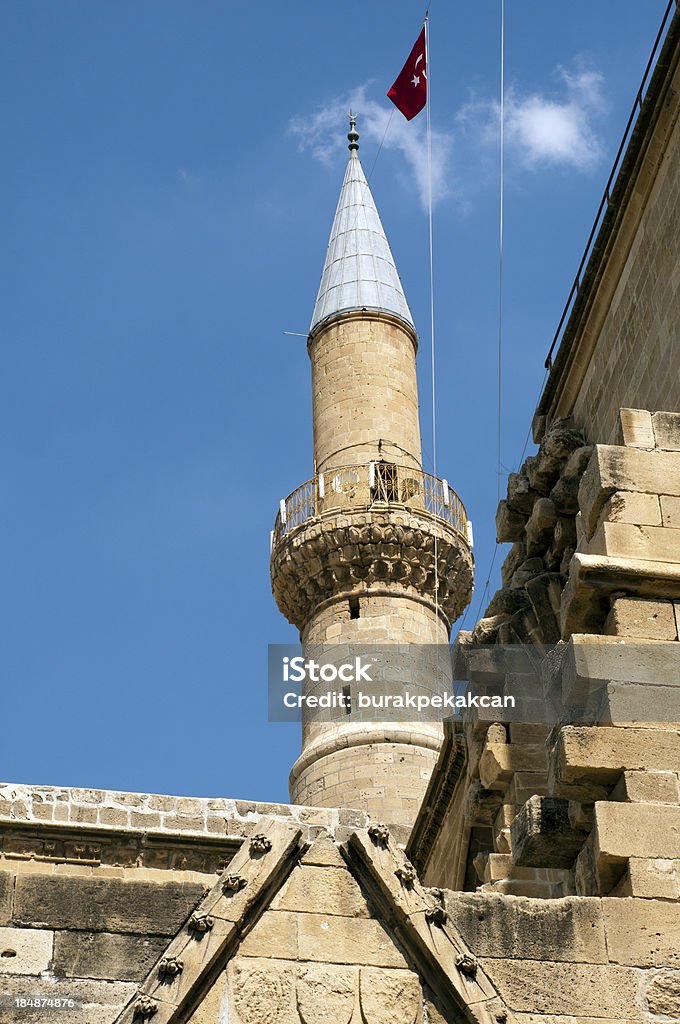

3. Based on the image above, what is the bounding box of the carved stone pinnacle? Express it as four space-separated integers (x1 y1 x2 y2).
158 955 184 978
222 873 247 893
189 912 214 934
368 823 390 847
250 833 273 854
132 995 158 1019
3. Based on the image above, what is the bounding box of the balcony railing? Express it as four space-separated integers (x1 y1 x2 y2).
272 463 470 550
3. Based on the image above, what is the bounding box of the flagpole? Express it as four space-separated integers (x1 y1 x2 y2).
424 12 440 640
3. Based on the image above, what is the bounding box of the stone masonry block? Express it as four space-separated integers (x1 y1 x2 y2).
616 408 655 449
603 897 680 967
588 520 680 564
611 770 680 804
13 875 204 935
553 725 680 785
52 931 168 981
271 864 371 918
496 500 526 543
0 873 12 926
479 743 547 791
620 858 680 899
578 444 680 539
444 892 607 963
479 959 643 1018
0 978 136 1024
0 926 53 975
601 489 662 527
511 796 586 869
593 800 680 861
605 596 678 640
661 494 680 528
653 411 680 451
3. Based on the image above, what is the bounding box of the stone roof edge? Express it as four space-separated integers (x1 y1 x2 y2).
406 722 467 876
534 5 680 437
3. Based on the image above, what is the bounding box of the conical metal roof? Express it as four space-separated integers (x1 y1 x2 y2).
310 125 415 334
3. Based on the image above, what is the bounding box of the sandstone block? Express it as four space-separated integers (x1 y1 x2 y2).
479 959 643 1017
501 542 526 587
653 411 680 451
525 498 558 557
661 494 680 528
562 638 680 693
605 595 678 640
550 474 581 515
506 473 538 515
511 796 586 868
611 770 680 804
623 858 680 899
601 489 662 528
297 911 408 968
13 875 204 935
645 970 680 1018
603 898 680 967
578 444 680 539
0 873 12 927
552 725 680 784
479 743 547 791
444 892 607 963
588 520 680 564
0 926 53 975
496 500 526 543
271 864 370 918
52 930 167 981
593 800 680 862
616 408 655 449
0 978 136 1024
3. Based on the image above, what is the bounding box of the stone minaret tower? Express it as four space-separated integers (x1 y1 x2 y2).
271 117 473 826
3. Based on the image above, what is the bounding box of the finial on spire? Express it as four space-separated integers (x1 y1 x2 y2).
347 111 359 153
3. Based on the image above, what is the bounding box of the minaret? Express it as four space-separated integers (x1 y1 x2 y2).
271 116 473 826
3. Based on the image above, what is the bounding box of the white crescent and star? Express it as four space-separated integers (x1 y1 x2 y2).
412 53 426 87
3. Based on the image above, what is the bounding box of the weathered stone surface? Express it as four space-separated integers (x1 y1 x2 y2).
653 411 680 451
588 520 680 563
550 474 581 515
300 836 346 868
501 542 526 587
552 725 680 784
271 864 370 918
601 489 662 528
525 498 558 557
481 959 643 1017
13 875 204 935
486 587 530 617
296 963 355 1024
359 967 421 1024
496 500 526 543
479 744 547 791
52 930 167 981
444 893 607 963
506 473 539 515
617 408 656 449
230 957 297 1024
0 978 136 1024
662 494 680 528
0 873 12 927
510 557 544 590
593 801 680 861
525 573 562 643
604 898 680 967
624 858 680 899
644 970 680 1015
511 796 587 869
605 595 678 640
611 770 680 804
578 445 680 538
297 912 407 968
471 616 508 644
0 926 53 975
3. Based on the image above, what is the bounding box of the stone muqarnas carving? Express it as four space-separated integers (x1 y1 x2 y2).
158 955 183 978
188 912 214 934
222 873 248 893
368 823 390 847
132 995 158 1019
250 833 272 854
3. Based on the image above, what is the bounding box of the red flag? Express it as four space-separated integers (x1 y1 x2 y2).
387 27 427 121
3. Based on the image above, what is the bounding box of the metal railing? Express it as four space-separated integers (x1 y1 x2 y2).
272 463 469 549
544 0 677 371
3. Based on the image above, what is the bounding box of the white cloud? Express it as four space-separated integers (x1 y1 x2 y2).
458 65 606 172
289 84 453 210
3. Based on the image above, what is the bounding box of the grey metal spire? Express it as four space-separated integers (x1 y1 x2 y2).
309 114 415 334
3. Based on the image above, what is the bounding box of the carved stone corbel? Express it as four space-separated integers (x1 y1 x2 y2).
158 955 184 978
222 873 248 893
368 823 390 847
250 833 273 854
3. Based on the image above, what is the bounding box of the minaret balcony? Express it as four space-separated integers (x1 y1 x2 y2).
270 464 474 630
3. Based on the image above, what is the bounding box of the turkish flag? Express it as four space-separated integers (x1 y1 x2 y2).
387 27 427 121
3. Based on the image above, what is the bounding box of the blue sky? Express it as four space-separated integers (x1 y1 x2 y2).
2 1 669 803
